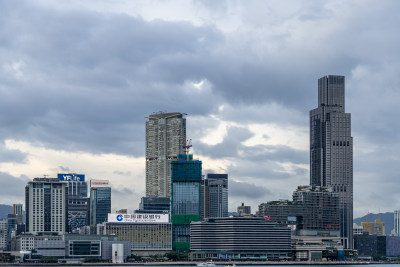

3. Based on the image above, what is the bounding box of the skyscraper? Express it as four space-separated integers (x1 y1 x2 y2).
310 75 353 248
146 112 186 197
90 179 111 225
201 174 228 218
171 153 202 251
25 178 68 235
58 173 90 232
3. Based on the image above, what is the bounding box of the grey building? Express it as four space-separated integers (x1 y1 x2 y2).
25 178 68 235
58 174 90 232
310 75 353 248
258 186 340 235
190 217 291 260
37 239 65 257
292 185 340 233
237 203 251 217
146 112 186 198
201 174 228 218
354 233 386 257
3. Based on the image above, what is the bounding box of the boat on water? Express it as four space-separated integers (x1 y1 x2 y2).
197 261 216 266
223 264 236 267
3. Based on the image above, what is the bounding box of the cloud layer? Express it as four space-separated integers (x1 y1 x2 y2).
0 1 400 217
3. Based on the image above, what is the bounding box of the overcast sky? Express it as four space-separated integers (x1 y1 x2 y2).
1 0 400 218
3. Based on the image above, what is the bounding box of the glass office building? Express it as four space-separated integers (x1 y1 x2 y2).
90 180 111 225
171 154 202 251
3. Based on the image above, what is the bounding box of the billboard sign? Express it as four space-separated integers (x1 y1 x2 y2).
108 213 169 223
58 173 85 182
90 179 109 187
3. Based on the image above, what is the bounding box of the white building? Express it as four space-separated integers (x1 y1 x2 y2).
25 178 68 235
0 219 7 250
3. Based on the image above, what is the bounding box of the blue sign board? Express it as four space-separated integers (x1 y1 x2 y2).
58 173 85 182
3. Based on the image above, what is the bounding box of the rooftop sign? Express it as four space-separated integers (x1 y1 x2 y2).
108 213 169 223
58 173 85 182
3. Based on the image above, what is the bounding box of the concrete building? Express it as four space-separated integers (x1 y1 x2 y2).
237 203 251 217
171 153 202 251
104 213 172 255
36 239 65 257
0 219 7 250
310 75 353 248
353 223 363 235
58 174 90 232
90 179 111 225
394 210 400 236
146 112 186 198
25 178 68 235
190 217 291 261
201 174 228 218
292 185 340 233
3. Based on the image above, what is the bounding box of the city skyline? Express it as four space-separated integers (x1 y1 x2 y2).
1 1 400 217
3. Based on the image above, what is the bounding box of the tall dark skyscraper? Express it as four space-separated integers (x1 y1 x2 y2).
90 179 111 225
201 174 228 218
310 75 353 248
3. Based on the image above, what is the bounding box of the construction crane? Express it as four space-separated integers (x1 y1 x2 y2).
183 139 192 154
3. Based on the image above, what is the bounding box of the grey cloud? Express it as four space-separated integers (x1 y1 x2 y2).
229 180 271 199
0 173 29 204
113 170 132 176
0 142 27 163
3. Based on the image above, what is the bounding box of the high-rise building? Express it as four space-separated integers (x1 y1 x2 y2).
90 179 111 225
146 112 186 198
201 174 228 218
310 75 353 248
171 153 202 251
58 173 90 232
12 204 23 225
0 219 7 250
25 178 68 235
394 210 400 236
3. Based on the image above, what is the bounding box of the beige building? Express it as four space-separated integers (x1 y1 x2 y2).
145 112 186 197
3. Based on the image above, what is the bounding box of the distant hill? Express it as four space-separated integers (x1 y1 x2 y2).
0 204 13 219
354 212 393 236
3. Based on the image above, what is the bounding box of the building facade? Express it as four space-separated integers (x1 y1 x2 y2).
237 203 251 216
0 219 7 250
90 179 111 225
190 217 291 260
25 178 68 235
171 153 202 251
394 210 400 236
310 75 353 248
58 174 90 232
201 174 228 218
137 197 170 214
361 219 385 236
104 214 172 254
146 112 186 198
